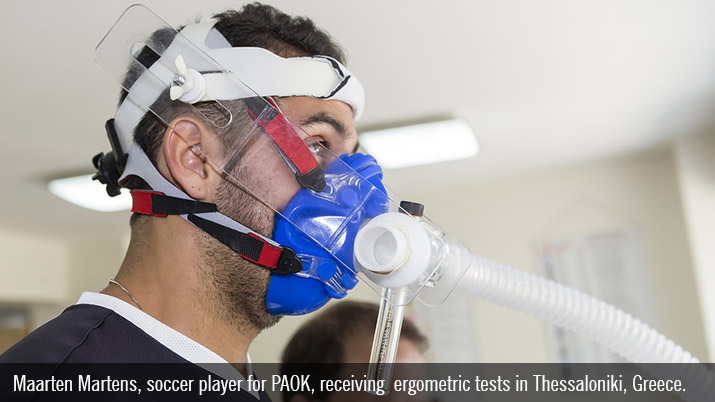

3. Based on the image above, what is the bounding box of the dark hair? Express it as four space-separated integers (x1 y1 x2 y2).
212 4 345 62
280 301 429 401
118 3 346 222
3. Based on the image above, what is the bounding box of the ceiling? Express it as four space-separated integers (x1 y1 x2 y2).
2 0 715 241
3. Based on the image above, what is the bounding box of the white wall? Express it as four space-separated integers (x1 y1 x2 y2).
0 232 129 329
674 131 715 361
0 231 67 304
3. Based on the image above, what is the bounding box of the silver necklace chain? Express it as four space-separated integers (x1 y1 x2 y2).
109 279 144 311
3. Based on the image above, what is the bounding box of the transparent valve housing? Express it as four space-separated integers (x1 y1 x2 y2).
355 212 473 306
354 211 473 393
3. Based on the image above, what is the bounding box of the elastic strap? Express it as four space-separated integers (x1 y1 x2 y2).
187 214 302 274
130 190 217 217
130 190 301 274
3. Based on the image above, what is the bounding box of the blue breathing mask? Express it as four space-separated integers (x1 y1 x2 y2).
268 153 389 315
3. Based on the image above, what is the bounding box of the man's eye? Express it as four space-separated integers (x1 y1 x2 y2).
306 139 329 155
307 142 320 155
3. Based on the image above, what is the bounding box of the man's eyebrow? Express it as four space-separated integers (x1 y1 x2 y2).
299 112 360 153
299 112 348 139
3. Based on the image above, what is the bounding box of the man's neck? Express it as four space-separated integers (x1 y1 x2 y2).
102 216 258 370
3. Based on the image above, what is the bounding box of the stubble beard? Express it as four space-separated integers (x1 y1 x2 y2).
197 173 282 334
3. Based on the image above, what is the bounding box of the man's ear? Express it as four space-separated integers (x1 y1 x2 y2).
163 116 217 200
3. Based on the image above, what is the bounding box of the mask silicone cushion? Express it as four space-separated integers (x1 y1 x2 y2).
267 153 389 315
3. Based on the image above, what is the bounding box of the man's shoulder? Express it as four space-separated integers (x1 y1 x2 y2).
0 304 271 400
0 304 112 363
0 304 186 363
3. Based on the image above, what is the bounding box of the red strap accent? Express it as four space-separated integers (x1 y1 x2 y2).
130 191 167 217
246 233 283 268
261 116 318 176
246 98 319 177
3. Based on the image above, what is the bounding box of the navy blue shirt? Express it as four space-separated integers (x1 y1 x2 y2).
0 304 270 401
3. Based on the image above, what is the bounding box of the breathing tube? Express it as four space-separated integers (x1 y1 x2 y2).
353 209 715 401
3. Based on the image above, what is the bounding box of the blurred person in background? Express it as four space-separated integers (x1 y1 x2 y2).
281 301 430 402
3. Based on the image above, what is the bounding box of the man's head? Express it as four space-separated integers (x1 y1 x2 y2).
109 3 361 331
280 300 429 401
121 2 350 209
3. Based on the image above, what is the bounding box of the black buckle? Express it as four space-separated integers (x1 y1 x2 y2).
92 151 122 197
188 214 303 274
91 119 128 197
297 166 327 193
275 247 302 275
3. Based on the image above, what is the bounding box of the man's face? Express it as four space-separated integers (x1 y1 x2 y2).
219 96 359 235
202 96 358 332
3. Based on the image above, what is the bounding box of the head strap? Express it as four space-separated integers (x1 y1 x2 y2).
129 188 302 274
113 20 364 158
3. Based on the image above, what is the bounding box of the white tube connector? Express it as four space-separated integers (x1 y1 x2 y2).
355 212 432 289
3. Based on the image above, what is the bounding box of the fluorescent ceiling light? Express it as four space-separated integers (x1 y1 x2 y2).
359 119 479 169
48 174 131 212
